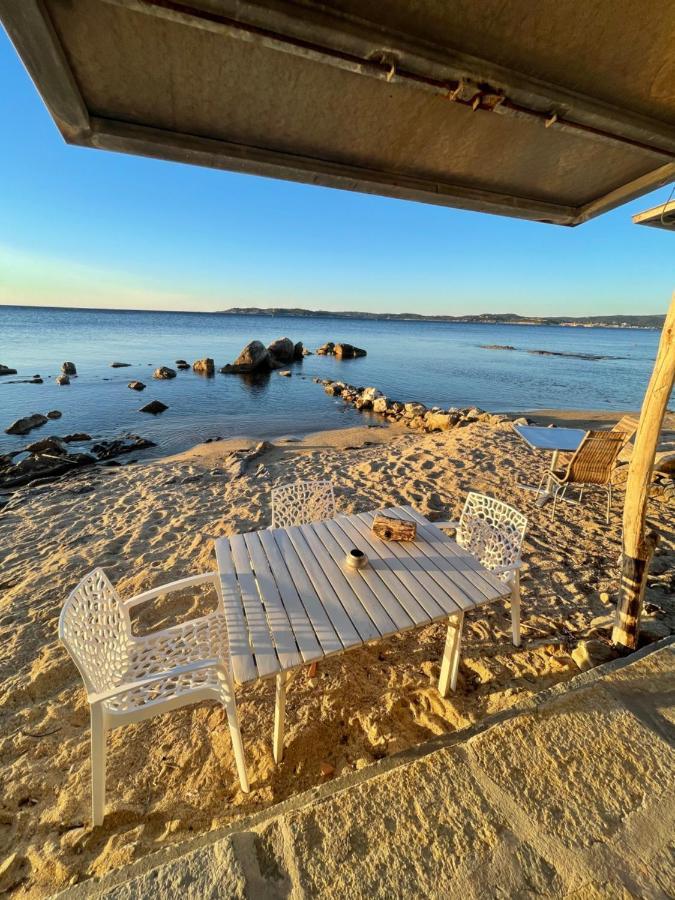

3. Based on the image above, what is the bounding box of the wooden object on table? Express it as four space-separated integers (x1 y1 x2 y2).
371 514 417 542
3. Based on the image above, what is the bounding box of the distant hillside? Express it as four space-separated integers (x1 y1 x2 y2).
215 308 664 329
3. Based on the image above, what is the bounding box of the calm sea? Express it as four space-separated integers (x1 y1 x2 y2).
0 305 661 458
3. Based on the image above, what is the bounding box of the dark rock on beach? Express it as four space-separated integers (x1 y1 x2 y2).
0 449 96 490
139 400 168 414
5 413 49 436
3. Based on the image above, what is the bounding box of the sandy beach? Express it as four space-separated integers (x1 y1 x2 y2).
1 411 673 896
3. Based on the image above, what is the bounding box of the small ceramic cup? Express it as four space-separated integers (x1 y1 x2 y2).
345 548 368 570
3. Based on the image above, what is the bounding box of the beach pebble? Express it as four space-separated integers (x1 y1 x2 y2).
139 400 168 414
56 374 70 385
153 366 176 379
61 361 77 375
5 413 48 435
46 410 62 419
128 381 146 391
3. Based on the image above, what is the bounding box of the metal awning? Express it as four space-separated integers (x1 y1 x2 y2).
2 0 674 225
633 199 675 230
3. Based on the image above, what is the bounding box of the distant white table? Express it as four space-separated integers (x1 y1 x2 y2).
214 505 510 762
513 424 586 505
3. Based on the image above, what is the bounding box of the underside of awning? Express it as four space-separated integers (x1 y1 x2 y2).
2 0 675 225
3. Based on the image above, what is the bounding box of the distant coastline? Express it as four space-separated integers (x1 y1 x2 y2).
216 307 664 329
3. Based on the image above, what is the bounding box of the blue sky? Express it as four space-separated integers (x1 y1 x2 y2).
0 26 672 317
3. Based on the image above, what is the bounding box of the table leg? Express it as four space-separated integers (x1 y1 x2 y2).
535 449 559 508
438 612 464 698
273 671 290 763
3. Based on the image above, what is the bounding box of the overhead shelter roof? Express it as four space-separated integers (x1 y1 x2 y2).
632 199 675 230
2 0 675 225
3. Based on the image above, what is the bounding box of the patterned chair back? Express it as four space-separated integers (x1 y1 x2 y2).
457 492 527 580
271 480 336 529
59 568 131 695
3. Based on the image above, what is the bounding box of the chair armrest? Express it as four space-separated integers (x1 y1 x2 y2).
491 561 523 577
434 520 460 531
88 658 223 704
123 573 220 609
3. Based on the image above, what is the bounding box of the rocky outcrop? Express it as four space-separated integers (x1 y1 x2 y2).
140 400 168 414
0 448 96 490
25 436 68 455
315 342 367 358
61 362 77 375
55 374 70 385
175 360 190 370
267 337 295 364
5 413 48 436
221 340 270 374
316 379 502 433
193 358 215 376
335 343 367 359
128 381 146 391
153 366 176 379
110 362 131 368
0 364 18 376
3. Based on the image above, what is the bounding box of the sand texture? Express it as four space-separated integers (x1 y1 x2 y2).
0 414 673 896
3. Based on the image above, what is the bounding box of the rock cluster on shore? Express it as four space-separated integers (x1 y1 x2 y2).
316 378 509 432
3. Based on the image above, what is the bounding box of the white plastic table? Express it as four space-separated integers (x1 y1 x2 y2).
214 504 510 761
513 424 586 504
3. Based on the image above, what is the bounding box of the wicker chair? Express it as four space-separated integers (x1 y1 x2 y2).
271 480 335 528
611 415 639 441
548 430 626 523
59 569 249 826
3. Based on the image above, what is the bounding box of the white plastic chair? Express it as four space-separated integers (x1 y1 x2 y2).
271 480 335 529
435 493 527 694
59 568 249 826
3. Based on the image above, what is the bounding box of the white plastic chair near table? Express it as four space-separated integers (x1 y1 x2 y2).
59 568 250 826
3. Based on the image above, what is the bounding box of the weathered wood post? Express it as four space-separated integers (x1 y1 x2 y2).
612 294 675 649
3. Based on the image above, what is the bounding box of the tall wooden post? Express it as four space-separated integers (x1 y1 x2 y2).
612 294 675 649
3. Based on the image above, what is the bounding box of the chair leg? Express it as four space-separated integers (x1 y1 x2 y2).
90 703 107 827
606 483 613 524
273 671 289 764
511 572 521 647
217 669 250 793
438 612 464 698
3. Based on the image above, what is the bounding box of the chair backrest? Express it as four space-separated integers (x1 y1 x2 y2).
59 569 131 695
611 415 639 442
565 430 625 485
271 480 336 529
457 492 527 578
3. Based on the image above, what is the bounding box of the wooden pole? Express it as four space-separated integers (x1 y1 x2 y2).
612 294 675 649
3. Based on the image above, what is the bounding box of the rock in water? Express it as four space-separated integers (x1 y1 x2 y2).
140 399 168 414
128 381 146 391
25 436 68 455
0 364 18 376
220 340 270 374
175 359 190 370
334 343 366 359
278 370 292 377
61 361 77 375
192 358 215 376
5 413 49 435
268 337 295 364
293 341 304 360
46 410 62 419
91 435 156 460
153 366 176 379
55 374 70 385
63 432 91 442
316 342 335 355
110 362 131 367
